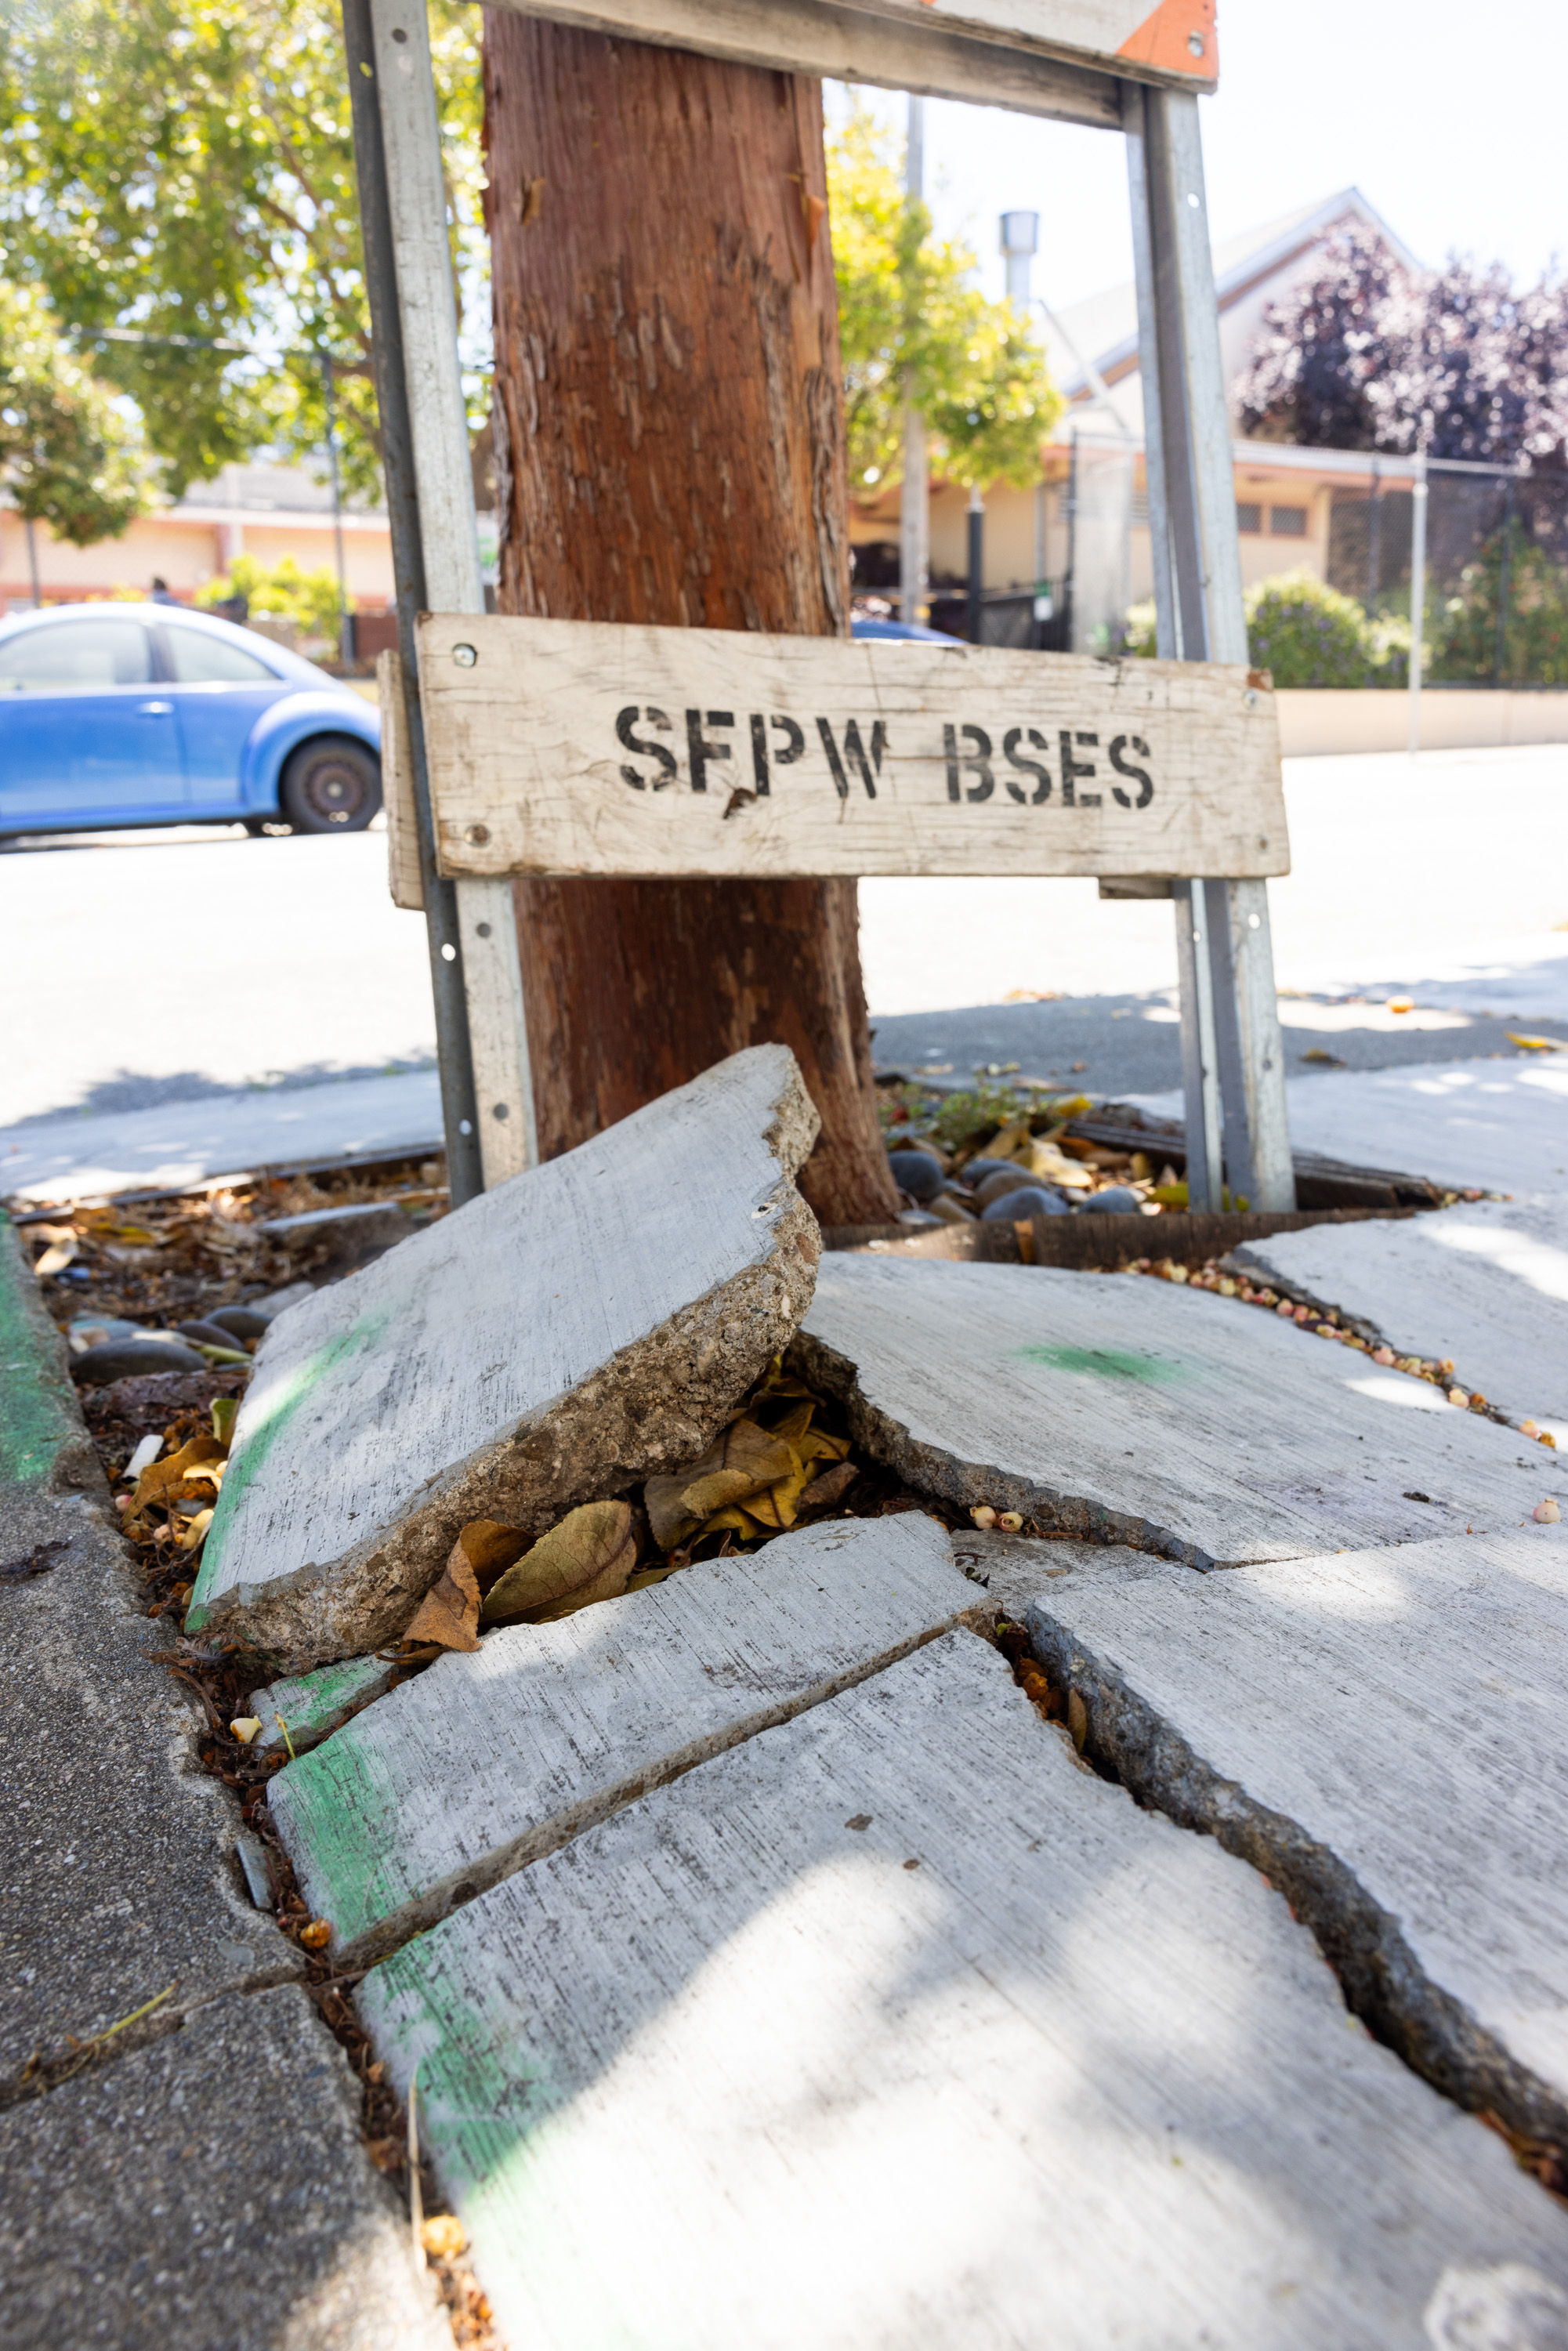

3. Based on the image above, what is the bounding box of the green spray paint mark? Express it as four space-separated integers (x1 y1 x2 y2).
0 1218 82 1487
364 1927 570 2240
187 1307 389 1625
275 1733 413 1947
1020 1342 1186 1385
262 1655 392 1750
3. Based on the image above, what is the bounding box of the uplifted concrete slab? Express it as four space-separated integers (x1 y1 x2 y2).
273 1515 982 1964
795 1256 1559 1570
358 1631 1568 2351
187 1046 821 1671
1240 1195 1568 1441
1022 1529 1568 2148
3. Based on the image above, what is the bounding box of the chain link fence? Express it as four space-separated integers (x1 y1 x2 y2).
1328 462 1568 687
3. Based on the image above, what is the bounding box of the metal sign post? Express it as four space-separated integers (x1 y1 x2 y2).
343 0 538 1205
1124 84 1294 1208
347 0 1293 1212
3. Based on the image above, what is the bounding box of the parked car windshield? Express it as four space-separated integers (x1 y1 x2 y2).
0 618 153 690
161 625 280 684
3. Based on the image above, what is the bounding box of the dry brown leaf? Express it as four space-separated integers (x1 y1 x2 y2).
796 1460 858 1512
450 1519 531 1594
645 1419 797 1549
126 1433 227 1524
480 1500 636 1627
743 1454 819 1533
1066 1688 1089 1753
404 1545 482 1652
761 1399 815 1451
695 1505 764 1542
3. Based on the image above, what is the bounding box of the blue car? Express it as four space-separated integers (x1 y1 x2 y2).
849 615 961 645
0 601 382 837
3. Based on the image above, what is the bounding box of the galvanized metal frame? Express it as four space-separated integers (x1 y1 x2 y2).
1124 82 1295 1210
347 2 1292 1211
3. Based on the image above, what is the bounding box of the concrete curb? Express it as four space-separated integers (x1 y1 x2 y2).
0 1213 449 2351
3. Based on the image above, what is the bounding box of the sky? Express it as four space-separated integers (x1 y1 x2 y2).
831 0 1566 316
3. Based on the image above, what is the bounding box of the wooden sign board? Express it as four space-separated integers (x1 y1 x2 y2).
417 614 1287 883
485 0 1215 128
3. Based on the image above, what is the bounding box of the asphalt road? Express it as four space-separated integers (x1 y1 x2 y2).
3 745 1566 1135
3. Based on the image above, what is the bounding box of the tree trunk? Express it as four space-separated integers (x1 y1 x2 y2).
482 16 898 1228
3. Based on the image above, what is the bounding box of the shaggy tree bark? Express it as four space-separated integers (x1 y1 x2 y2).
482 15 898 1228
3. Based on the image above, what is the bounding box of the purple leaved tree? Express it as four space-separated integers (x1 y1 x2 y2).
1234 227 1568 469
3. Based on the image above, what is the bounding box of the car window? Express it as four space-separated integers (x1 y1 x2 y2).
0 618 153 690
161 625 280 684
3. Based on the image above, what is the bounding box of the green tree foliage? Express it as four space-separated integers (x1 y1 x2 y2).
0 281 146 543
194 549 343 638
1433 523 1568 685
827 103 1060 495
0 0 484 499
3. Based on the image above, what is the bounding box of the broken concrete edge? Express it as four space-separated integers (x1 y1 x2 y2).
788 1323 1225 1573
192 1217 823 1670
1223 1244 1526 1435
1020 1598 1568 2157
0 1211 101 1496
188 1053 824 1672
298 1592 997 1975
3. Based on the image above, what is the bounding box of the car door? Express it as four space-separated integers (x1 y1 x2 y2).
0 616 182 828
157 621 293 811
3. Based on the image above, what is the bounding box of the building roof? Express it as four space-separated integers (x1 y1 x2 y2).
169 460 385 522
1042 187 1418 433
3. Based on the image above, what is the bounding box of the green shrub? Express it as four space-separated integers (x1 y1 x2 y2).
1432 524 1568 685
1124 574 1387 684
1123 599 1157 657
1244 572 1372 686
196 553 344 642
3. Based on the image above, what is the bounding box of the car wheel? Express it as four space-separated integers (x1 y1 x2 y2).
278 735 382 833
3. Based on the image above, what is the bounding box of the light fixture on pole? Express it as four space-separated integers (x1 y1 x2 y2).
999 209 1038 305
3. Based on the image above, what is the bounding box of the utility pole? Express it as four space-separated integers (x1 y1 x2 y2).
899 96 929 629
482 16 898 1227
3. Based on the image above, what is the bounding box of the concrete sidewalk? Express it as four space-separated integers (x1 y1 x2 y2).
1131 1054 1568 1199
1 1070 444 1204
0 1215 447 2351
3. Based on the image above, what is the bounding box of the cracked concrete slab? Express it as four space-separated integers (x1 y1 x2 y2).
270 1515 984 1965
357 1630 1568 2350
1238 1195 1568 1441
793 1256 1560 1569
0 1985 447 2351
1020 1529 1568 2149
0 1215 448 2351
186 1045 822 1672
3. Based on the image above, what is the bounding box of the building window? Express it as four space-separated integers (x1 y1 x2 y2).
1270 505 1309 538
1236 501 1262 534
